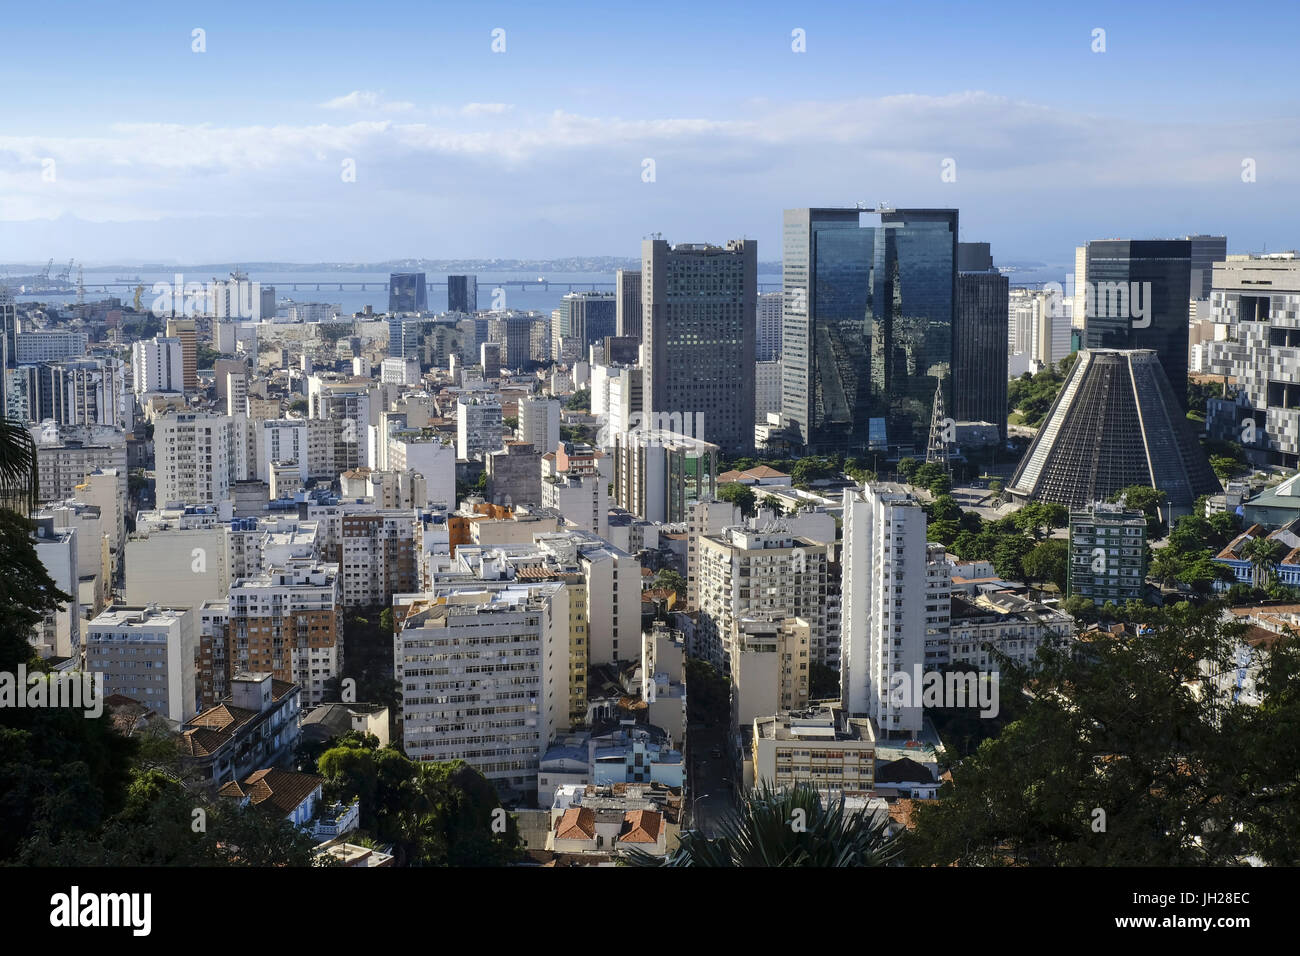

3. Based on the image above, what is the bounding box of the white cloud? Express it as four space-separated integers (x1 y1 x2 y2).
319 90 414 113
461 103 514 116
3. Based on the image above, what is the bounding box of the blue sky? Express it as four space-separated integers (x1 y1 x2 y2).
3 0 1299 267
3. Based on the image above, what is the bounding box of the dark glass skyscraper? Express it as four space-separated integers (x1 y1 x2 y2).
388 273 427 313
558 292 617 350
955 243 1009 439
1084 239 1192 406
1185 234 1227 301
448 274 478 313
781 207 957 454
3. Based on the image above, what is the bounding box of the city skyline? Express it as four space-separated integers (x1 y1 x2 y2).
2 1 1298 264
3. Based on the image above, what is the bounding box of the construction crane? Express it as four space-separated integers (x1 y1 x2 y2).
133 283 145 312
38 259 53 282
56 259 74 283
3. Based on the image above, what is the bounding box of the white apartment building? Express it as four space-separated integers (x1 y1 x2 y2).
387 434 456 510
15 329 88 364
518 395 561 455
309 377 374 471
841 482 937 738
612 428 720 524
156 412 240 507
754 359 783 422
457 394 504 461
84 605 198 723
945 591 1074 671
751 704 875 794
131 335 185 395
395 583 569 795
733 614 811 729
380 356 421 386
259 419 308 483
696 521 829 675
31 421 128 503
126 507 232 613
686 498 742 611
31 520 78 659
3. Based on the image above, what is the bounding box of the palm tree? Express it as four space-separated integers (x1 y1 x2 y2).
1241 535 1285 590
626 782 902 867
0 418 39 516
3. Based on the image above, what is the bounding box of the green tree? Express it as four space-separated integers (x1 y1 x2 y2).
1241 535 1286 589
992 535 1035 581
759 494 786 517
909 601 1300 866
717 482 756 518
0 418 40 516
565 388 591 411
1021 538 1068 590
627 783 901 867
896 457 919 482
0 509 73 672
1108 485 1168 539
653 569 687 599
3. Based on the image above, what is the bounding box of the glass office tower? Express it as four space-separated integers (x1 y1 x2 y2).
448 275 478 314
389 273 427 313
1084 239 1192 406
782 207 957 454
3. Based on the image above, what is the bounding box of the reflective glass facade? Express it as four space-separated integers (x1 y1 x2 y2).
782 208 957 453
388 272 427 313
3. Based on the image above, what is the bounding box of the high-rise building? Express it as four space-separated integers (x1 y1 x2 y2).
31 422 129 504
555 292 617 357
782 207 957 454
132 335 184 395
756 290 783 361
0 287 16 414
696 523 830 676
612 427 719 524
210 560 341 708
955 243 1009 438
487 441 542 508
841 482 949 738
209 271 274 320
389 273 428 313
1007 349 1219 521
1184 235 1228 302
395 581 569 793
1206 254 1300 468
456 394 504 461
165 318 198 391
84 605 197 723
518 395 561 455
448 274 478 314
16 358 126 427
1067 504 1148 605
1083 239 1193 405
542 441 608 539
643 238 756 454
14 330 88 365
486 311 539 369
156 412 241 507
616 269 643 340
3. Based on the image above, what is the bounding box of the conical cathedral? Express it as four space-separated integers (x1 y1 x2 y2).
1007 349 1220 516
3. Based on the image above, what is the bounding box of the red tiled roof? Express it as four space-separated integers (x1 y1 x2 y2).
619 810 662 844
554 806 596 840
224 768 323 815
